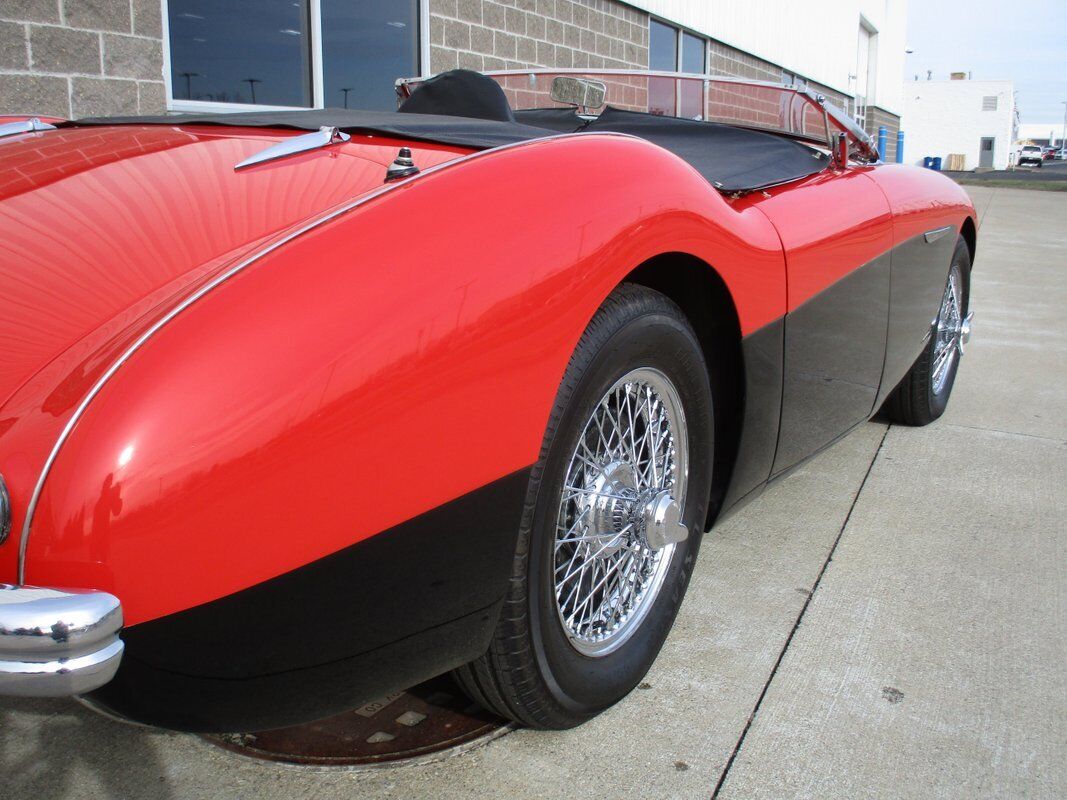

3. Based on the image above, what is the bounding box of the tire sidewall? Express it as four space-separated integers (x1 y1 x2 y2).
926 241 971 416
526 303 713 716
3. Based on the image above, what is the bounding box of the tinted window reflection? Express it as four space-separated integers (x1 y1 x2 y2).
322 0 418 110
649 20 677 72
679 32 704 118
681 32 704 74
168 0 311 106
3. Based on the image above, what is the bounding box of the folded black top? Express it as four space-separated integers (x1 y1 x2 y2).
583 107 828 191
69 105 827 193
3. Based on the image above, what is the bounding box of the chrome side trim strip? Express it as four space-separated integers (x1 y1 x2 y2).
0 117 57 139
16 130 637 582
923 225 953 244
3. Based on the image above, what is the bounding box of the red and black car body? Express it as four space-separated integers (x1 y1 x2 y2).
0 70 976 732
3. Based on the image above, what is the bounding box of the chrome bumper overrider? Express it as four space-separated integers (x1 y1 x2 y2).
0 584 123 696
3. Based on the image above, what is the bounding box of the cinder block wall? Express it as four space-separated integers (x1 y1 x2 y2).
428 0 648 73
709 39 850 109
0 0 165 118
866 105 900 162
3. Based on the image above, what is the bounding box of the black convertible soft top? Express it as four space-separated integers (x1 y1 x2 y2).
68 70 829 193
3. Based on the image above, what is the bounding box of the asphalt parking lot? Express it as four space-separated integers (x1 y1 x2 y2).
946 159 1067 187
2 185 1064 800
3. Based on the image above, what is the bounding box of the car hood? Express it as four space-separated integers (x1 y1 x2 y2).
0 123 470 410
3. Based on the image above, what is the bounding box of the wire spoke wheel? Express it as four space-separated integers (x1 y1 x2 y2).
932 263 964 395
881 235 972 427
553 367 688 657
452 285 712 728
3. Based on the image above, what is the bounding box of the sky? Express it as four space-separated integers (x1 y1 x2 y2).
903 0 1067 124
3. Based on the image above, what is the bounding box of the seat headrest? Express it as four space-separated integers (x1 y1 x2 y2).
397 69 516 123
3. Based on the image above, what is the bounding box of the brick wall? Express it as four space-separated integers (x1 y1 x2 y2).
708 39 778 84
0 0 165 119
866 105 900 162
708 38 844 108
427 0 648 74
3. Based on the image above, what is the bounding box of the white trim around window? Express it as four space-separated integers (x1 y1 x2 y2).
162 0 425 113
310 0 325 109
419 0 431 80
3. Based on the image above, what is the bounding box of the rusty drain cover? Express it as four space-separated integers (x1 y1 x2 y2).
201 676 510 767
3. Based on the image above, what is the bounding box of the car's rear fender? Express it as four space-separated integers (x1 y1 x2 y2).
3 136 785 730
22 133 786 625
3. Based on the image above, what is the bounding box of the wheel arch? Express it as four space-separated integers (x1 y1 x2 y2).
960 215 977 266
623 253 745 529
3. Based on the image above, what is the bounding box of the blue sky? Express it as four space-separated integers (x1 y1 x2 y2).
904 0 1067 123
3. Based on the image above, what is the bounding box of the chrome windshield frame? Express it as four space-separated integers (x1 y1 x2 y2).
396 68 879 163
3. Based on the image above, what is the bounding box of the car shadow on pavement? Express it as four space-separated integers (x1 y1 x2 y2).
0 696 176 800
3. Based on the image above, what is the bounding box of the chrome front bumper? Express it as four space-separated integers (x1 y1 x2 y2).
0 583 123 697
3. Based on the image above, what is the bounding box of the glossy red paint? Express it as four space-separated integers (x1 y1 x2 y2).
0 125 472 583
0 125 471 407
863 162 977 244
4 131 786 621
744 167 894 310
1 117 976 618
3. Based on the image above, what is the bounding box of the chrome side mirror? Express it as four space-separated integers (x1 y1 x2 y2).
550 76 607 110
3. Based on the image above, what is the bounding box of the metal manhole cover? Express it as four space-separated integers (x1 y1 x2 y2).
202 675 510 767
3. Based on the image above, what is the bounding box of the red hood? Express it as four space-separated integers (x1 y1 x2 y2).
0 123 470 409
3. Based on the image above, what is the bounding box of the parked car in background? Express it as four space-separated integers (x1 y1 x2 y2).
1018 145 1044 167
0 69 977 734
1042 147 1056 161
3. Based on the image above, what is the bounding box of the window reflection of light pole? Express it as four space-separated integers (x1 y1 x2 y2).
243 78 262 104
179 71 200 99
341 88 353 108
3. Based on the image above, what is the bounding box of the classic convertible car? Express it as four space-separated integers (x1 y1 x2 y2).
0 69 975 733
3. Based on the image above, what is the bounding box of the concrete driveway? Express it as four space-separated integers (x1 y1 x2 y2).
2 186 1064 800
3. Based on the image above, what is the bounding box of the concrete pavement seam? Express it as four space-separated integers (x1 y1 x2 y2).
976 186 998 226
709 424 892 800
942 421 1066 445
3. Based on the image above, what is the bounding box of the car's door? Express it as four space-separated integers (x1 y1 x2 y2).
753 168 895 473
865 164 970 409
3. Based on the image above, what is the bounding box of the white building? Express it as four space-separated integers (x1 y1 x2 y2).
902 78 1016 170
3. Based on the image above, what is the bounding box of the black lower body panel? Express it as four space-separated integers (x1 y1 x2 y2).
772 252 891 474
89 467 532 732
720 317 784 512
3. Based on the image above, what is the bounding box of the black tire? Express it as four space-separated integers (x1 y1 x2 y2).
882 235 971 426
453 284 714 728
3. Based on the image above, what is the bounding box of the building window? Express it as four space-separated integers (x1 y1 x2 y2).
853 19 877 127
168 0 312 106
649 19 678 72
681 32 705 74
166 0 420 111
982 95 998 111
648 19 707 118
649 20 707 75
321 0 418 110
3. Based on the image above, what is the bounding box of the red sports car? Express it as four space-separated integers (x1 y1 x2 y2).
0 70 975 733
